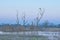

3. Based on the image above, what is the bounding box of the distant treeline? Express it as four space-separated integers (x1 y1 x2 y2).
0 21 60 32
0 21 60 28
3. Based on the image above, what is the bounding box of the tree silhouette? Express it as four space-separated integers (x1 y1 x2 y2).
36 8 45 27
22 12 26 27
16 10 19 27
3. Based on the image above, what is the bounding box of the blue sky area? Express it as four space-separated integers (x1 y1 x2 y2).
0 0 60 24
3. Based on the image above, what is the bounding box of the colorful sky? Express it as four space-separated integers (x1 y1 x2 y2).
0 0 60 24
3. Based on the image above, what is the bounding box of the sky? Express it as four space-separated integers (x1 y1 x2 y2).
0 0 60 24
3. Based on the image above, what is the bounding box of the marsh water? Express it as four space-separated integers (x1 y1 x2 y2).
0 31 60 40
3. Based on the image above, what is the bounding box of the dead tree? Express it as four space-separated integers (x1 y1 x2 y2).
36 8 45 27
22 12 26 27
16 10 19 26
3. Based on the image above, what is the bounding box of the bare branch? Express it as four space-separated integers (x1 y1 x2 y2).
39 8 45 21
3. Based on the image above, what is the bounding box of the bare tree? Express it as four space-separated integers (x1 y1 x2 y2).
22 12 26 26
16 10 19 26
36 8 45 27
